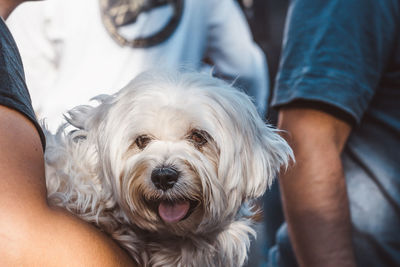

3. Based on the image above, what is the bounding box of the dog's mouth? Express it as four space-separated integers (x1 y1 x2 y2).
148 199 199 223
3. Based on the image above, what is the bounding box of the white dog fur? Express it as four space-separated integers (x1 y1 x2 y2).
44 70 293 267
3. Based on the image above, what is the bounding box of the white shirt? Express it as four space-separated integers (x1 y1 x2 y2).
8 0 269 132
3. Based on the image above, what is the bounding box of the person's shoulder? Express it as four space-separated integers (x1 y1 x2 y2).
0 18 46 150
0 18 25 89
0 18 21 59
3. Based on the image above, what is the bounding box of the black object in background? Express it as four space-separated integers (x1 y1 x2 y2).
237 0 289 124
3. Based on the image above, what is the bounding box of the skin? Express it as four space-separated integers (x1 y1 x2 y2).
277 107 357 267
0 0 24 19
0 1 136 265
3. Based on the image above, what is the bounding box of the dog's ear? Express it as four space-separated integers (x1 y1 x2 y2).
241 121 293 199
214 87 293 201
64 105 94 130
64 94 115 131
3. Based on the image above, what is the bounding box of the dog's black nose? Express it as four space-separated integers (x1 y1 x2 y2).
151 167 179 191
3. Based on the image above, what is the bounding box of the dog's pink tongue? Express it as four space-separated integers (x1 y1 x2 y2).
158 201 190 223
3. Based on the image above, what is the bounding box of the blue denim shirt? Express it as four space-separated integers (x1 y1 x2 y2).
271 0 400 266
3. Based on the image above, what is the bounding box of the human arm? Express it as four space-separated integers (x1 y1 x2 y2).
272 0 399 263
277 107 355 267
0 106 135 266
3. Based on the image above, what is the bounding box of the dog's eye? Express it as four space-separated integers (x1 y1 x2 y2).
188 130 208 146
135 135 151 150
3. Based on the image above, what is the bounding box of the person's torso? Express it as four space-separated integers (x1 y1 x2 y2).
10 0 215 130
344 29 400 196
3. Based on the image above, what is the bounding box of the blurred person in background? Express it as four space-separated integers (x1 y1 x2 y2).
0 0 136 265
269 0 400 266
7 0 269 132
237 1 291 266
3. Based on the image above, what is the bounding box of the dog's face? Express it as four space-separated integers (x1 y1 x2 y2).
68 71 292 236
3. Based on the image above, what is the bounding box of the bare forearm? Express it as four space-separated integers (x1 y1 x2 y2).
280 147 355 267
278 108 356 267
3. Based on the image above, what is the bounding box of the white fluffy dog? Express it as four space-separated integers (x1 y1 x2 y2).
44 70 293 267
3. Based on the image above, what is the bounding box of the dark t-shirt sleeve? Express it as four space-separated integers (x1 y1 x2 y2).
0 18 45 150
272 0 399 123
